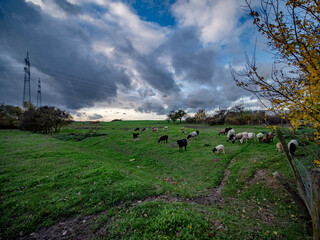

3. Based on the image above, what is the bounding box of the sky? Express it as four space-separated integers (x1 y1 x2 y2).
0 0 272 121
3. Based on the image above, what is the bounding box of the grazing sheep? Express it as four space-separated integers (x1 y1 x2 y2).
177 139 187 152
187 130 199 139
134 128 140 131
225 127 233 133
152 127 158 132
263 132 274 143
158 135 168 143
163 126 168 130
240 132 249 144
232 132 244 143
227 129 235 142
247 132 255 144
182 131 187 134
212 145 225 154
288 140 298 156
257 132 264 143
133 133 139 141
142 127 148 131
276 142 283 152
180 127 186 133
218 129 226 135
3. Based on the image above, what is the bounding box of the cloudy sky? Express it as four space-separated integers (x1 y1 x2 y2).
0 0 271 121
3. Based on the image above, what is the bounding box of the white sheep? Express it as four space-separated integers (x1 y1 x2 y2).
247 132 255 144
288 139 298 156
163 126 168 130
233 132 247 143
257 132 264 143
212 145 225 154
227 129 235 141
187 130 199 139
276 142 283 152
240 132 249 144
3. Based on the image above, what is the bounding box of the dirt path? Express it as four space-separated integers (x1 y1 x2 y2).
18 159 234 240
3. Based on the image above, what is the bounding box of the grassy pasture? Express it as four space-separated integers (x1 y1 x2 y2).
0 121 312 239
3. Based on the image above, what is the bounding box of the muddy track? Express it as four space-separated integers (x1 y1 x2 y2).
18 160 234 240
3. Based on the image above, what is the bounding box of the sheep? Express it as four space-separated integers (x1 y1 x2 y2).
263 132 274 143
276 142 283 152
232 132 244 143
134 127 140 131
152 127 158 132
245 132 255 144
177 139 187 152
257 132 264 143
187 130 199 139
225 127 233 133
158 135 168 143
133 133 139 141
288 139 298 156
142 127 148 131
227 129 235 142
212 145 225 154
218 129 226 135
180 127 186 132
240 132 249 144
163 126 168 130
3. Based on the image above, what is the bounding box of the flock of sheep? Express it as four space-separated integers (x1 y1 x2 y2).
131 126 298 156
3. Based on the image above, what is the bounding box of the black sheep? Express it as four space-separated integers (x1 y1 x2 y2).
158 135 168 143
134 128 140 131
133 133 139 140
177 139 187 152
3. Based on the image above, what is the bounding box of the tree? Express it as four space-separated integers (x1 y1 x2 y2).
231 0 320 144
20 104 72 134
0 104 23 129
167 110 178 123
175 109 187 124
195 109 206 122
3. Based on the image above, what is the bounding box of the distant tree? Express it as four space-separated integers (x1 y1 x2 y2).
228 104 245 116
175 109 187 124
167 110 178 123
0 104 23 129
195 109 206 122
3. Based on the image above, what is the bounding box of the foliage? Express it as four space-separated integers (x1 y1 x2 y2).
167 109 187 123
0 103 23 129
175 109 188 123
20 104 72 134
231 0 320 144
195 109 206 122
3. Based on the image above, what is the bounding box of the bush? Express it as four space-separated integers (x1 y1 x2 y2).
0 104 23 129
20 105 72 134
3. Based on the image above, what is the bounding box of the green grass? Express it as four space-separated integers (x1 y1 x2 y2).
0 121 314 239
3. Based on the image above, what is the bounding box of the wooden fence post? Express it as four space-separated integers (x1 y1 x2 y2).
275 128 311 213
311 169 320 240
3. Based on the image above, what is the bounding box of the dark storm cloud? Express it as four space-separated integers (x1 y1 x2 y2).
135 99 166 115
0 0 130 110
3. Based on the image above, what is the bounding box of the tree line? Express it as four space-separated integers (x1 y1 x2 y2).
0 103 72 134
166 105 290 126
